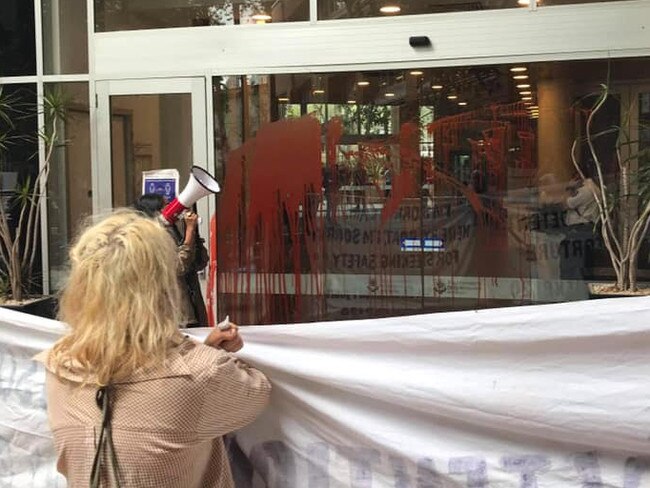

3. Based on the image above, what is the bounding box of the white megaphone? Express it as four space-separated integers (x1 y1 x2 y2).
161 166 220 224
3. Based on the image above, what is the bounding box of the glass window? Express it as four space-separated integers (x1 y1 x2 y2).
213 59 650 325
318 0 628 19
95 0 308 32
45 83 92 290
109 93 194 207
0 84 40 294
0 1 36 76
42 0 89 74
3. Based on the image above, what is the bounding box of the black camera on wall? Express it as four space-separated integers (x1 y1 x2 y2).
409 36 432 48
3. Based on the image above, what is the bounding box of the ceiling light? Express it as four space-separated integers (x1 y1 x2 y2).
277 97 289 102
380 4 401 13
510 67 527 72
347 100 356 104
409 70 424 76
527 105 539 110
313 89 325 95
521 96 533 101
513 75 529 80
251 13 272 21
516 84 531 89
385 92 395 97
447 94 458 100
458 102 468 106
357 81 370 87
432 85 443 90
519 91 532 95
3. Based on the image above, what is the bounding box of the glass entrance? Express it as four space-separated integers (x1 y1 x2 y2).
95 77 214 316
109 92 194 207
95 78 209 213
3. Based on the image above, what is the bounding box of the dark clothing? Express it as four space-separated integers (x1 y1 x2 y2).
559 223 596 280
168 224 209 328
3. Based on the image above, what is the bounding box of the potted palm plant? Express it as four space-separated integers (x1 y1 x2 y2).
570 83 650 295
0 85 67 316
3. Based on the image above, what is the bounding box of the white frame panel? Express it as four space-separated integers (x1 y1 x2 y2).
93 0 650 79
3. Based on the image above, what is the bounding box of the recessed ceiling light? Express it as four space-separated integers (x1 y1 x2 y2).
521 96 533 101
432 85 443 90
513 75 529 80
385 92 395 97
313 89 325 95
357 81 370 87
380 4 401 13
347 100 356 104
277 97 289 102
458 102 468 106
527 105 539 110
510 67 527 72
447 94 458 100
409 70 424 76
519 91 532 95
516 84 531 89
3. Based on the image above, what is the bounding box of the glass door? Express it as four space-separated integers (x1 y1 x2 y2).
95 77 214 312
95 77 209 212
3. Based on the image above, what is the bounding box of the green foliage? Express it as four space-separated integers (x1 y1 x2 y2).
0 83 68 300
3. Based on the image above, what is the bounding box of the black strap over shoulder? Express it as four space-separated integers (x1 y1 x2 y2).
90 385 121 488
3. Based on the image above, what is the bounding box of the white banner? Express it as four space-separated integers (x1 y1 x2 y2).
2 298 650 487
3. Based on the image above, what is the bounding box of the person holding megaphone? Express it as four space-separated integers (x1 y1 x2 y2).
134 166 222 328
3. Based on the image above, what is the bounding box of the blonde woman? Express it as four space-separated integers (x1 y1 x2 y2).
35 210 270 488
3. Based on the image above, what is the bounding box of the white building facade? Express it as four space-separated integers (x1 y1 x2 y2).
1 0 649 323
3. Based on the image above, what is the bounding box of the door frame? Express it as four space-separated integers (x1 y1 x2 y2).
95 77 209 211
94 76 215 308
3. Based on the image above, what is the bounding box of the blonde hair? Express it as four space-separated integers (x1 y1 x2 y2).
51 209 181 386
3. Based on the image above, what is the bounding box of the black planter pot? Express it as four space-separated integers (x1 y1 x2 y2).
2 296 58 319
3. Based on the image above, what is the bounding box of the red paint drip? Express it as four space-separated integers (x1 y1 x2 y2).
218 116 323 324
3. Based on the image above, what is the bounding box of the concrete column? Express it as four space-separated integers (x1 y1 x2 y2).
537 78 575 183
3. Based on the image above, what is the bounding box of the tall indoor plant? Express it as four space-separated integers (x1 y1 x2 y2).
571 83 650 293
0 86 67 303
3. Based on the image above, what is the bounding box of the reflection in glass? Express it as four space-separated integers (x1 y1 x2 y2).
95 0 308 32
42 0 89 74
213 59 650 325
46 83 91 290
0 0 36 76
318 0 627 19
109 93 193 207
